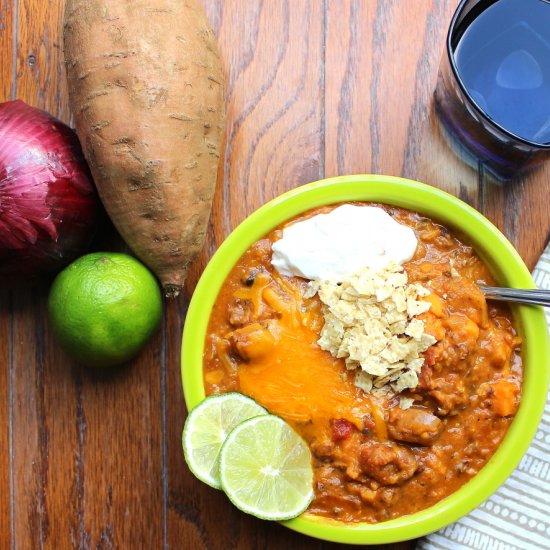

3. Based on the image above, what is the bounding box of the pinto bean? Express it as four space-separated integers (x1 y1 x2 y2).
359 442 418 485
387 407 443 445
227 299 252 327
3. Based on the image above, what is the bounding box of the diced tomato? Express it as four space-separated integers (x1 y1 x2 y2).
423 346 437 367
362 414 376 431
330 418 355 442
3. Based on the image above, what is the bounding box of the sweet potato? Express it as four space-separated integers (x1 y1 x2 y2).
63 0 225 297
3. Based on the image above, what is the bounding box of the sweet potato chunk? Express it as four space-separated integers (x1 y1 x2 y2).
479 379 520 417
229 323 275 361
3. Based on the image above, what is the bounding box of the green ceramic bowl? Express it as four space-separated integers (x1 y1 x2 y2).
181 175 549 545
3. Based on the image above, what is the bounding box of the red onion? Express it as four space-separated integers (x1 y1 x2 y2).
0 100 99 285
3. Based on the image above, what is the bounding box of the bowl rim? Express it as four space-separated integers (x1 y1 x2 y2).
181 174 550 545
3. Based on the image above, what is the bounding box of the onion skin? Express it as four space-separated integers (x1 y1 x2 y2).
0 100 99 285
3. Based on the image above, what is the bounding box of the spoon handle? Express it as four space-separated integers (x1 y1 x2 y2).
480 286 550 307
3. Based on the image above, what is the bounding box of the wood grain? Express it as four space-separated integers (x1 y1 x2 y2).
0 291 12 550
75 342 164 549
0 0 15 101
1 0 549 548
15 0 70 120
0 2 15 547
325 0 474 195
482 163 550 269
8 1 77 546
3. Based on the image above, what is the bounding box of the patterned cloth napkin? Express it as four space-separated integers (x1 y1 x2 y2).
417 247 550 550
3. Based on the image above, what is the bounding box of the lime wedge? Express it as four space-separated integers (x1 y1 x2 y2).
182 393 268 489
219 415 314 521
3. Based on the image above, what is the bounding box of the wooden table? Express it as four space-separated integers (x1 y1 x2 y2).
1 1 549 548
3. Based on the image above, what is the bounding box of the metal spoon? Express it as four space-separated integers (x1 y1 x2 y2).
480 286 550 307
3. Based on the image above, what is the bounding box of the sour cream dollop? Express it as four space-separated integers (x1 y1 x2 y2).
271 204 418 280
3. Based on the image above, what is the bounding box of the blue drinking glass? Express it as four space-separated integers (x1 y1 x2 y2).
435 0 550 179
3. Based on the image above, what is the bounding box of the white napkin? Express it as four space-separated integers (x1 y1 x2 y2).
418 249 550 550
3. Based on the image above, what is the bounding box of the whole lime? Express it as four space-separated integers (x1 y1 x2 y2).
48 252 162 367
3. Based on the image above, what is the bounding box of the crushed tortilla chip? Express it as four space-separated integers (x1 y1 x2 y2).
399 396 415 410
309 262 438 397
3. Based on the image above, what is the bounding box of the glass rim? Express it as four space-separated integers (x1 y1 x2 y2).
446 0 550 150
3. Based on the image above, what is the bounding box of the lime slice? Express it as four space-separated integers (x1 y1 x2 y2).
183 393 268 489
219 414 314 521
